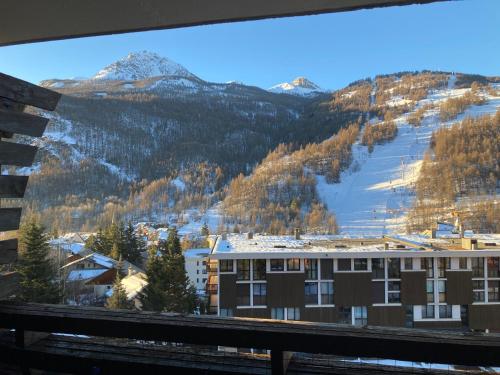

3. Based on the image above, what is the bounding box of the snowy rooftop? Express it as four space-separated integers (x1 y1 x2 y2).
67 269 108 282
210 233 500 259
184 248 210 259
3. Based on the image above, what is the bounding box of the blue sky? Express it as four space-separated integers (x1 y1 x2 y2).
0 0 498 90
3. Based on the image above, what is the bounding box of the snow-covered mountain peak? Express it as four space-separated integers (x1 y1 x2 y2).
92 51 196 81
268 76 323 96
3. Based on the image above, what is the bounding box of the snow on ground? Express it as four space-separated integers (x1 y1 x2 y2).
98 158 136 182
316 76 500 237
177 204 223 237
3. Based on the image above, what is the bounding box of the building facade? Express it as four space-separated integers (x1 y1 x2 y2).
184 248 210 295
208 233 500 331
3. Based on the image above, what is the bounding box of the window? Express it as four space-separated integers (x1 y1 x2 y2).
202 261 207 266
305 259 318 279
438 280 446 303
236 284 250 305
421 305 435 319
286 307 300 320
404 258 413 270
320 281 334 304
459 257 468 270
202 269 207 274
304 282 318 305
353 306 367 327
487 257 500 278
488 280 500 302
354 258 367 271
202 278 206 283
286 258 300 271
321 259 334 279
439 305 452 319
271 307 300 320
220 259 233 273
438 258 449 278
473 280 485 302
237 259 250 280
270 259 284 271
472 257 484 278
197 270 199 274
426 280 434 303
338 307 352 324
220 308 233 317
422 258 434 278
387 281 401 303
252 283 267 305
338 258 351 271
372 258 384 279
387 258 400 279
271 307 284 320
252 259 266 280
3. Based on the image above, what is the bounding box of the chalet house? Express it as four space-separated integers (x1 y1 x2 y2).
61 253 143 306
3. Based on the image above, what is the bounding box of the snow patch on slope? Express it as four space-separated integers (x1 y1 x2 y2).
317 76 500 236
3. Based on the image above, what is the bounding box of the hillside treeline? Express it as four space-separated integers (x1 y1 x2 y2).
361 121 398 153
408 110 500 232
223 123 360 234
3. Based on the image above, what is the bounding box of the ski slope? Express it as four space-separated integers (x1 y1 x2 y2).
316 76 500 236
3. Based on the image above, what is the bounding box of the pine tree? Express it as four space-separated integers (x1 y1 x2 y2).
140 230 197 313
17 219 60 303
140 246 166 311
123 222 144 264
166 227 182 256
106 271 132 309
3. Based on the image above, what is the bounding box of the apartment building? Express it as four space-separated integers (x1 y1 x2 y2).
208 232 500 331
184 248 210 295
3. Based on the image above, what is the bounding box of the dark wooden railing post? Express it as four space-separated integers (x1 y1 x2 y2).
271 349 293 375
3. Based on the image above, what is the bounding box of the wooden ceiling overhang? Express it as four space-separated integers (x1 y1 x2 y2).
0 0 449 47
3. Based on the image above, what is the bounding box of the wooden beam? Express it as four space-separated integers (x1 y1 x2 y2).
0 0 450 47
0 109 49 137
0 239 18 264
0 141 37 167
0 208 22 232
0 273 20 300
0 302 499 367
0 73 61 111
0 176 29 198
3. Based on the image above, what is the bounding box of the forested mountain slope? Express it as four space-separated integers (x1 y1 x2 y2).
7 52 362 232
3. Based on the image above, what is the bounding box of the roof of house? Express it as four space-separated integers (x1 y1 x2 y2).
67 269 108 282
184 248 210 259
106 272 148 300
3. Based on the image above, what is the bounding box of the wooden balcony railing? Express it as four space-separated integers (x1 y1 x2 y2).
0 301 499 374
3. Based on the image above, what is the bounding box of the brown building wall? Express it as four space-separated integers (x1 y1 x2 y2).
219 274 237 309
302 307 338 323
235 308 270 319
334 272 372 306
367 306 406 327
401 271 427 305
413 321 463 330
446 271 473 305
267 273 305 308
469 305 500 330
